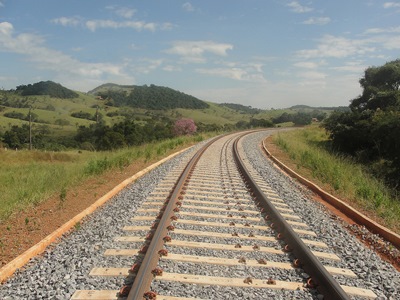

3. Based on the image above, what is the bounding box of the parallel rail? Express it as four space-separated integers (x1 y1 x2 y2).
71 131 376 300
126 135 221 299
233 134 349 300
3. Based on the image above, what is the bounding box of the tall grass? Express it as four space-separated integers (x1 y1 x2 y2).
0 134 207 222
273 126 400 232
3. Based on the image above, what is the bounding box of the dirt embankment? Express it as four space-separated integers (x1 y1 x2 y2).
0 160 151 267
264 136 400 271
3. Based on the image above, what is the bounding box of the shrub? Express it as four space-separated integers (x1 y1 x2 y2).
173 118 197 136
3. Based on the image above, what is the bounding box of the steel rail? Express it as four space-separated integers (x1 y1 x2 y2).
232 133 350 300
127 135 223 300
262 139 400 250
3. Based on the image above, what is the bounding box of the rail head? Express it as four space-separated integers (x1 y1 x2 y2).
126 135 223 300
232 133 350 300
126 130 351 300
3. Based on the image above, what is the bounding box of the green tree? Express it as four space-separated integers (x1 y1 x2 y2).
350 59 400 112
292 112 312 126
3 125 29 149
173 119 197 136
323 59 400 187
55 119 71 127
16 81 79 98
95 84 209 110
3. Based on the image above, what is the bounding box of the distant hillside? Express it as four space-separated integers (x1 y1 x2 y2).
219 103 261 114
289 105 350 112
15 81 79 99
89 83 209 110
2 80 335 151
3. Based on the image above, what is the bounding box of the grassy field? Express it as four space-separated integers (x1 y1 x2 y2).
0 133 211 222
271 126 400 233
0 92 254 135
1 89 335 138
176 103 248 125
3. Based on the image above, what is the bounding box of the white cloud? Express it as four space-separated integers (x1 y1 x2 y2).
0 22 134 90
51 14 173 32
298 71 327 80
135 58 163 74
331 61 366 73
163 65 182 72
182 2 195 12
160 22 175 31
364 26 400 34
359 26 400 49
247 63 264 73
130 43 140 50
85 20 160 32
219 60 265 72
196 67 247 80
0 22 13 35
180 56 207 64
71 47 83 52
0 76 17 83
302 17 331 25
296 35 375 59
381 35 400 49
287 1 313 13
115 8 136 19
0 1 4 7
293 61 319 69
165 41 233 63
296 71 328 87
195 61 266 82
51 17 81 27
105 6 136 18
188 74 359 109
383 2 400 8
361 33 400 50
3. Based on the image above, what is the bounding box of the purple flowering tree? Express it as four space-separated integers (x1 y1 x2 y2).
173 118 197 136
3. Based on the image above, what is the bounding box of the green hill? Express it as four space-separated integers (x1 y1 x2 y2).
0 81 262 150
16 81 79 99
289 104 350 112
89 83 209 110
0 80 349 151
219 103 261 114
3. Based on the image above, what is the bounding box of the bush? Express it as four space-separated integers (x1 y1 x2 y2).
71 111 94 120
173 119 197 136
4 111 26 120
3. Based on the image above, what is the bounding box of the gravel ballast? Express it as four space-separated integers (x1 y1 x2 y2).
0 130 398 300
0 145 200 299
239 131 400 299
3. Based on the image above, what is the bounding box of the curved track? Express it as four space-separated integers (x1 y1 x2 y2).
71 131 377 300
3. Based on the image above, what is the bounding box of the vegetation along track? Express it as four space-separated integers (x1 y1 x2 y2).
71 131 377 300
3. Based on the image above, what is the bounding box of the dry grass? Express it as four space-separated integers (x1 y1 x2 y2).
272 126 400 233
0 133 212 222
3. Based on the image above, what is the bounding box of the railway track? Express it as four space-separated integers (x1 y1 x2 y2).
70 131 377 300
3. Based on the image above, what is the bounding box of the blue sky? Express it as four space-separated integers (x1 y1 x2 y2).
0 0 399 109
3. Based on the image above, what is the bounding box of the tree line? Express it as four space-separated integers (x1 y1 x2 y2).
322 59 400 188
96 84 209 110
15 81 79 98
0 115 276 151
272 110 326 125
219 103 261 114
75 120 175 151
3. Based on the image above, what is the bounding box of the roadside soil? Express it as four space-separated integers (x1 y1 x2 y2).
264 136 400 271
0 144 192 269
